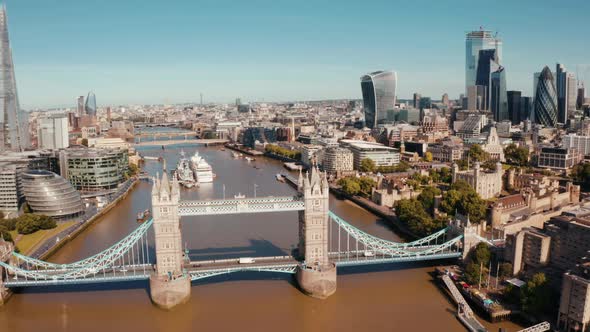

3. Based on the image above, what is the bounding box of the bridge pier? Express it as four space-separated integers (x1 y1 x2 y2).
296 263 337 299
149 274 191 310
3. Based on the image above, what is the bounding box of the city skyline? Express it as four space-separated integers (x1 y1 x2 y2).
2 0 590 109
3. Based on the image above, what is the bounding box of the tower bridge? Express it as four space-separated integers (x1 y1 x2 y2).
0 167 475 309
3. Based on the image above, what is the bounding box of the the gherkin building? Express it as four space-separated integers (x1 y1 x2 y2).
533 66 558 127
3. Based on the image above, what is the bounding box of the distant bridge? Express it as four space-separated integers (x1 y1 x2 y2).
133 139 228 147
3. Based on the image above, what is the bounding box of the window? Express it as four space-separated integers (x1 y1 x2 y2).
161 207 169 213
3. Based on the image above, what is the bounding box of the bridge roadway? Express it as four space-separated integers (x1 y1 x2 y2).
3 250 462 287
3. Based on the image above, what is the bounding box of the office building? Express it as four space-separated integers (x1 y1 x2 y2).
85 91 97 117
322 147 354 173
521 96 533 122
21 170 84 219
427 141 463 162
465 29 502 93
301 145 323 167
537 147 580 171
504 227 551 275
413 93 421 108
562 133 590 157
579 86 586 110
556 63 569 123
0 6 29 152
60 148 129 192
242 127 277 149
491 67 508 121
507 91 522 125
558 268 590 332
467 85 486 111
0 160 27 216
77 96 85 117
441 93 450 107
533 66 558 127
339 139 400 169
475 49 500 110
545 214 590 274
456 114 487 139
361 70 397 129
567 75 577 114
37 114 69 150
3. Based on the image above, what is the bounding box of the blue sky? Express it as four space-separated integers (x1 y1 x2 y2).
4 0 590 109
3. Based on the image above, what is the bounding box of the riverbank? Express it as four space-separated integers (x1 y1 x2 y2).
224 143 264 156
35 177 140 261
328 184 419 240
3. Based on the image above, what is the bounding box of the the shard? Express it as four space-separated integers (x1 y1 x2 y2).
0 5 28 151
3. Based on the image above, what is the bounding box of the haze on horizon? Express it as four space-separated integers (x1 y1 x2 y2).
4 0 590 109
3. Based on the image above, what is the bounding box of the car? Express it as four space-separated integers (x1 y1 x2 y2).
363 251 375 257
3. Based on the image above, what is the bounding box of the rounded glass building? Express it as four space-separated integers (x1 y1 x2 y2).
22 170 85 219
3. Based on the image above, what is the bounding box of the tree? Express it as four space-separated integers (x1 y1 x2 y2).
338 178 360 196
464 261 483 285
81 138 88 147
499 262 513 278
505 144 529 166
468 144 489 162
424 151 433 162
359 158 376 173
520 273 552 316
473 242 491 266
0 224 12 242
418 186 441 213
395 198 446 237
440 180 487 223
572 162 590 190
358 177 376 196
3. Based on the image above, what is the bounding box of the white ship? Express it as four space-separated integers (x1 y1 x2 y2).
190 151 214 183
175 150 196 188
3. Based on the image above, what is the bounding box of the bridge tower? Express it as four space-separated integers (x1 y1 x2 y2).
0 239 13 305
295 166 337 299
149 167 191 309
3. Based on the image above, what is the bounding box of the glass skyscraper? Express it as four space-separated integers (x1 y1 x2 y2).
465 29 502 94
475 49 500 111
85 91 97 117
360 71 397 129
0 5 29 152
491 67 508 122
533 66 558 127
556 63 569 124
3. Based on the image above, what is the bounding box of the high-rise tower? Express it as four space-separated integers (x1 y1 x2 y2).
465 29 502 94
533 66 558 127
85 91 96 117
0 5 28 152
360 70 397 129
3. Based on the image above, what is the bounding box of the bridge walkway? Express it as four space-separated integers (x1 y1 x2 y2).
441 274 487 332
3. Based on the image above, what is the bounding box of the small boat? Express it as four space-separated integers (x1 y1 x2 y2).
232 152 241 159
234 193 245 199
137 209 151 223
220 147 225 151
245 157 254 162
276 174 285 182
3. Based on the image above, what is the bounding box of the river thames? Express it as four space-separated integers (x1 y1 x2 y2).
0 145 524 331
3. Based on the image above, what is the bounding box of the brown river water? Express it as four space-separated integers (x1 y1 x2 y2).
0 145 524 332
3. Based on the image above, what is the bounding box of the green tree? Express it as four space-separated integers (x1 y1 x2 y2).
572 162 590 190
499 262 513 278
464 261 483 285
473 242 491 266
359 158 376 173
505 144 529 166
468 144 489 162
424 151 433 162
520 273 552 316
358 177 376 196
0 224 12 242
418 186 441 213
460 190 487 222
338 178 360 196
81 138 88 147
